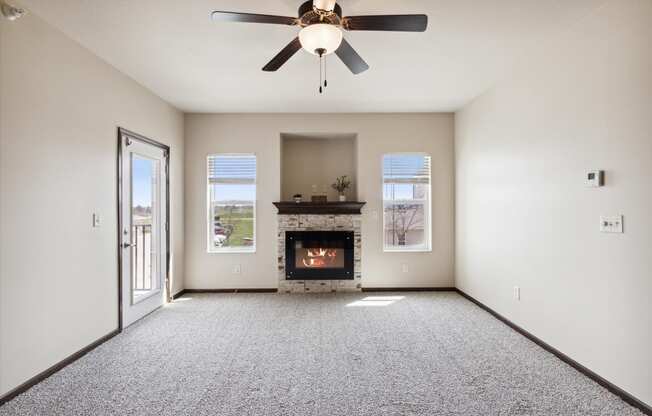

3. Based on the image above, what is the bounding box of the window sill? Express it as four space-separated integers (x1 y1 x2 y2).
207 248 256 254
383 248 432 253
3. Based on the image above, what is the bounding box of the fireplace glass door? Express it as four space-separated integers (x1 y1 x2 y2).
286 231 354 280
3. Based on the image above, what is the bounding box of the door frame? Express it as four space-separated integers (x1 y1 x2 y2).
117 127 171 331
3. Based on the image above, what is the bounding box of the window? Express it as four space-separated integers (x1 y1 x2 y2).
207 154 256 253
382 153 431 252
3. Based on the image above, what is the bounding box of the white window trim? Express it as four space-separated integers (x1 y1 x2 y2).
382 152 432 253
206 153 257 254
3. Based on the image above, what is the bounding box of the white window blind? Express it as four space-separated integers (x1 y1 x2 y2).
208 154 256 185
383 154 431 185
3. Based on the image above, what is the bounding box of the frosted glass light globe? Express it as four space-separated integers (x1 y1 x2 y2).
299 24 343 56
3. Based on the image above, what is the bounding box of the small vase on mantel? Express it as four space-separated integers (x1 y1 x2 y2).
339 194 346 202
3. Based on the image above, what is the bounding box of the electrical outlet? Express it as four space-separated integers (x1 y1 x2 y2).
401 263 409 273
513 286 520 301
232 264 242 275
92 213 101 228
600 215 624 233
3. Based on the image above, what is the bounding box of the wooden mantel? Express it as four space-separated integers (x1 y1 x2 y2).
273 201 366 215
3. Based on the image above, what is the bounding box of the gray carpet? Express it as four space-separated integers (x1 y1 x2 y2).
0 292 644 416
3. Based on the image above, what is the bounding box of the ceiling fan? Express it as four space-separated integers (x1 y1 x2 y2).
211 0 428 92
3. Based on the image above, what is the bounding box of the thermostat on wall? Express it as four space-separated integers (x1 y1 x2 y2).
585 170 604 187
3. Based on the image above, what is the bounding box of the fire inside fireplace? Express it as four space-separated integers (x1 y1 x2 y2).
286 231 354 280
296 247 344 269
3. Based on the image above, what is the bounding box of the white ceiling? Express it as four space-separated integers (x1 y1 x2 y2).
22 0 604 113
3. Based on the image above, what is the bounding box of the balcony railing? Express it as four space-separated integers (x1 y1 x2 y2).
131 224 152 293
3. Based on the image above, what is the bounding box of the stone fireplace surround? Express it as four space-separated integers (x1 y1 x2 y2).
277 212 362 293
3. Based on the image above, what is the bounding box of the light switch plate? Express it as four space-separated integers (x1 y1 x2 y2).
586 170 605 187
233 264 242 275
92 213 101 228
600 215 624 233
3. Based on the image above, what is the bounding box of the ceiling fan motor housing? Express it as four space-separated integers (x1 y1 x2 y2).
298 1 342 27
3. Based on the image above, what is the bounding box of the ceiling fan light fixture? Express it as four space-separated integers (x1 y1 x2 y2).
299 23 342 55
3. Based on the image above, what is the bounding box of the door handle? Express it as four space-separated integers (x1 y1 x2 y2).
122 242 134 249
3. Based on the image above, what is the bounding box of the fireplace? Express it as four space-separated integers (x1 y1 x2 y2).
285 231 354 280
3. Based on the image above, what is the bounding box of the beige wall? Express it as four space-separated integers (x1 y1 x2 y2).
0 14 184 396
455 0 651 406
281 134 357 201
184 113 454 290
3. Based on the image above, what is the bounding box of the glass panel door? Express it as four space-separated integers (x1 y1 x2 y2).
120 131 168 328
131 155 160 302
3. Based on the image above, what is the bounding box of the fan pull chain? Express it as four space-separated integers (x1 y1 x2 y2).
316 48 327 95
319 54 323 94
324 55 328 88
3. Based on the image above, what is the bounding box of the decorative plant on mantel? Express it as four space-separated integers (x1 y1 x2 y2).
331 176 352 202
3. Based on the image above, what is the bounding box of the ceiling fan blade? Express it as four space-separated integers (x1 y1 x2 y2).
335 38 369 75
262 37 302 72
342 14 428 32
211 11 298 26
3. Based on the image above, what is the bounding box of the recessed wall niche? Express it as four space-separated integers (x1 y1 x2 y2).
280 133 358 202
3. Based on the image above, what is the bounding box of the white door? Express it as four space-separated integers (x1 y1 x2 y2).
120 131 168 328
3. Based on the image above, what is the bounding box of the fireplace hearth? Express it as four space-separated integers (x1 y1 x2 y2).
285 231 354 280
